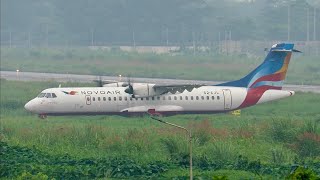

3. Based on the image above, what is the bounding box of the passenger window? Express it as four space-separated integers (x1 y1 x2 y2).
152 97 155 100
141 98 144 101
52 93 57 98
180 96 182 100
98 97 101 101
185 96 188 100
119 97 122 101
174 96 177 100
157 96 160 100
146 97 149 100
191 96 193 100
168 96 171 100
212 96 215 100
201 96 204 100
217 96 220 100
87 97 90 101
124 97 127 101
108 97 111 101
45 93 52 98
114 97 116 101
93 97 95 101
163 96 166 100
103 97 106 101
207 96 209 100
130 97 133 101
196 96 199 100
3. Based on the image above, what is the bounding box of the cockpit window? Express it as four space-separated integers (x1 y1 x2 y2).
37 93 57 98
37 93 46 98
45 93 52 98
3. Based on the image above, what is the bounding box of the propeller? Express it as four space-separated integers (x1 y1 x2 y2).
94 76 104 87
124 76 134 96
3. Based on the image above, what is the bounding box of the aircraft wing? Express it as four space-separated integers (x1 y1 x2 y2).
93 78 205 96
93 80 118 84
153 84 204 94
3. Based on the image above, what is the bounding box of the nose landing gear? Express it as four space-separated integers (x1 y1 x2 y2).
38 114 47 119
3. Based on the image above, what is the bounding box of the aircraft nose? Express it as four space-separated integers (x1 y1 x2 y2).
24 101 35 112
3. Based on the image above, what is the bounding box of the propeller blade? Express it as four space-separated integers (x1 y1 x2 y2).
124 76 134 94
94 76 103 87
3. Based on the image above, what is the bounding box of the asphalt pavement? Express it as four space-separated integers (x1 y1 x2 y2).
1 71 319 93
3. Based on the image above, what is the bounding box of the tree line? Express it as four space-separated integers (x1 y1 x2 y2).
1 0 319 46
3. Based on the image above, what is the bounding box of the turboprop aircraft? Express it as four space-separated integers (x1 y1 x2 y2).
25 43 299 119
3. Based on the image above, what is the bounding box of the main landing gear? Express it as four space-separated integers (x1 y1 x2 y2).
147 109 163 117
38 114 47 119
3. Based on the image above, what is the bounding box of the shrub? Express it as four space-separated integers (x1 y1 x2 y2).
212 175 228 180
294 132 320 158
17 171 49 180
286 166 319 180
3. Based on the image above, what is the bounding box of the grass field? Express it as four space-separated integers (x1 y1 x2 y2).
1 47 320 85
0 80 320 179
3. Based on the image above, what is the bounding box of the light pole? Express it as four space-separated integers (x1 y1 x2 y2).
314 7 317 41
16 69 20 80
150 116 193 180
91 28 95 47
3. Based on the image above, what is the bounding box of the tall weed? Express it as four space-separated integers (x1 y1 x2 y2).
303 119 320 134
160 137 189 166
199 141 237 168
268 118 298 143
269 147 295 165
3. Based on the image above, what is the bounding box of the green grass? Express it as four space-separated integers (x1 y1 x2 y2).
1 47 320 85
1 80 320 179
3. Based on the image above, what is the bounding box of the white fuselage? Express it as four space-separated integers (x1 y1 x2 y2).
24 86 294 116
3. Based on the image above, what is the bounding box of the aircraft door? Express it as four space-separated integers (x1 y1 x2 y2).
85 95 91 105
222 89 232 110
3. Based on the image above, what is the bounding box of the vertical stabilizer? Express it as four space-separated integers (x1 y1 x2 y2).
217 43 295 90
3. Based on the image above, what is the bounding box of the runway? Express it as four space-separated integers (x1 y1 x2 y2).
1 71 319 93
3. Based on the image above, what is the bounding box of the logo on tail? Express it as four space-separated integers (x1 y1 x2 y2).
217 43 299 108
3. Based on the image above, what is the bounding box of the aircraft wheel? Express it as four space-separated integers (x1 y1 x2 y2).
38 114 47 119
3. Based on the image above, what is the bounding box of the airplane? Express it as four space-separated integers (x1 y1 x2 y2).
25 43 299 119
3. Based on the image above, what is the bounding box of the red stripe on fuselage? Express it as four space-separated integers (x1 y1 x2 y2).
239 85 281 108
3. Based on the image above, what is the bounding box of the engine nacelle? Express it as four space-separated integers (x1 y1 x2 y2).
103 82 128 87
132 84 156 97
128 83 167 97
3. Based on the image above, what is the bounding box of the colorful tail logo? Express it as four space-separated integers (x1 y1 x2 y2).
217 43 298 108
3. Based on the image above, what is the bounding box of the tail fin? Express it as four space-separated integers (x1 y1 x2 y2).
217 43 297 90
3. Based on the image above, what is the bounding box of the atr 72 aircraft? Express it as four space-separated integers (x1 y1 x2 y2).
25 43 299 118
